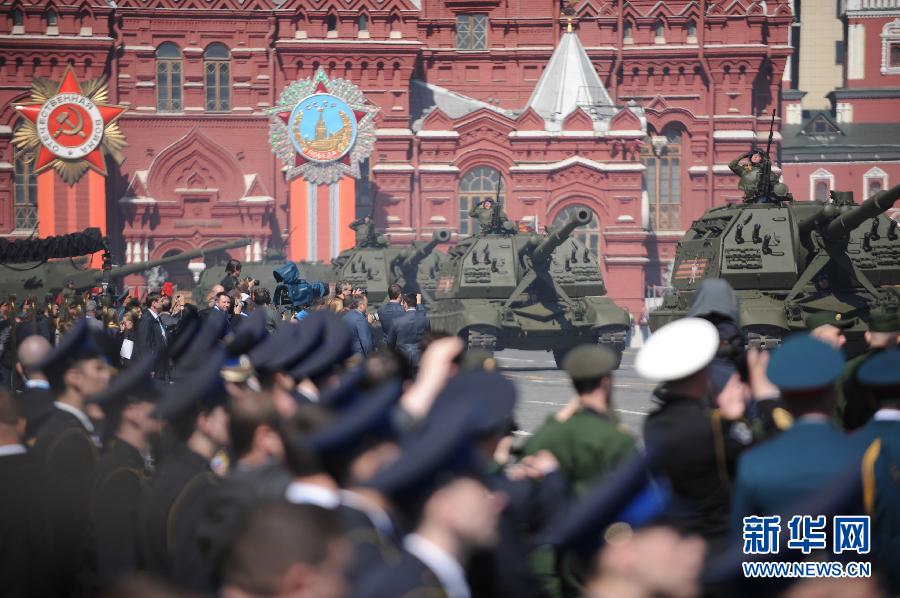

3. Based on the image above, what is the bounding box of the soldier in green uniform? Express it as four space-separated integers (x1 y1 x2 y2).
523 344 636 598
524 344 636 497
835 309 900 431
728 150 790 202
469 198 513 235
806 310 855 350
349 216 376 247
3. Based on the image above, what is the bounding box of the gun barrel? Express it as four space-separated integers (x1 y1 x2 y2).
77 238 252 283
533 208 591 262
401 229 451 265
824 183 900 239
797 204 838 237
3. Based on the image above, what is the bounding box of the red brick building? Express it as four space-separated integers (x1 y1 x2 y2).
781 0 900 206
1 0 793 314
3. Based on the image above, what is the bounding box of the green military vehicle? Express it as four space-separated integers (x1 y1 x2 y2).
196 230 451 307
0 229 250 300
649 184 900 355
430 208 629 368
331 229 452 304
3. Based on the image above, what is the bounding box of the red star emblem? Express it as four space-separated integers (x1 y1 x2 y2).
276 78 369 168
16 66 125 175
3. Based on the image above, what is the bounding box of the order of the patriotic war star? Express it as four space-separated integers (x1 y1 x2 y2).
1 1 900 597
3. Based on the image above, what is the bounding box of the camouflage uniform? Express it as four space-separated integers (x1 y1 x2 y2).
468 201 511 234
728 151 789 202
349 217 376 247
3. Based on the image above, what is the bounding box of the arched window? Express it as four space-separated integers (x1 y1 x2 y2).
358 13 368 34
686 20 697 43
654 20 665 44
864 167 887 197
13 123 37 232
11 8 24 33
458 166 504 236
204 43 230 112
810 168 834 201
326 13 337 34
641 125 683 230
156 42 182 112
623 20 633 44
553 204 600 255
46 7 58 34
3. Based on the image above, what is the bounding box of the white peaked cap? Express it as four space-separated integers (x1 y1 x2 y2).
635 317 719 382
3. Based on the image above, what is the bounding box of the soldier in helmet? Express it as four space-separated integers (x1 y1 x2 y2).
469 198 513 235
349 216 377 247
728 150 791 203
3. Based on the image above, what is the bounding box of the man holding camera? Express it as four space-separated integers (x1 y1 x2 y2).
385 293 429 366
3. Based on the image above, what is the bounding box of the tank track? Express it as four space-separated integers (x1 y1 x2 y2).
597 328 627 369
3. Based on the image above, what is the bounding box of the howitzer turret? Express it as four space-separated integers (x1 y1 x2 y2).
650 182 900 356
532 208 592 263
430 202 628 369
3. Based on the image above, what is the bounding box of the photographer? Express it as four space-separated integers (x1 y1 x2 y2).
221 259 258 294
252 288 277 333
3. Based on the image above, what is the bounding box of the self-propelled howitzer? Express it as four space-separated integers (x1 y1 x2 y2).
649 184 900 355
1 237 251 300
431 208 629 368
331 229 452 304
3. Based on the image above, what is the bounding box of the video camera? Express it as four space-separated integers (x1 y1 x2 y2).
272 262 328 310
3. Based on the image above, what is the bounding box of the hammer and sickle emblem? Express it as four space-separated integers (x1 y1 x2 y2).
54 107 86 139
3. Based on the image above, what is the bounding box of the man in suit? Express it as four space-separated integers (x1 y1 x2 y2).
87 354 161 588
730 334 866 537
343 294 374 358
376 284 405 339
32 319 108 486
385 293 430 366
199 284 225 320
211 292 233 337
137 292 168 380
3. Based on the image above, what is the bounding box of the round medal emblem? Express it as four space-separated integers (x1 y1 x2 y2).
35 93 104 160
289 93 358 163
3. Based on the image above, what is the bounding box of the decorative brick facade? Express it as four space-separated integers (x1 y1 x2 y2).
1 0 793 315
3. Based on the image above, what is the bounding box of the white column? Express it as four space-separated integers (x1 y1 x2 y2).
848 23 865 80
253 240 262 261
125 240 133 264
245 243 252 263
329 182 340 259
307 180 317 261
